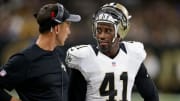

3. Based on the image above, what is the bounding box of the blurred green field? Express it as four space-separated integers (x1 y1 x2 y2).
132 92 180 101
8 90 180 101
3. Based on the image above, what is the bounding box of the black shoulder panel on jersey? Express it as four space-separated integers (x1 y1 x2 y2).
91 45 99 55
120 43 127 54
68 69 87 101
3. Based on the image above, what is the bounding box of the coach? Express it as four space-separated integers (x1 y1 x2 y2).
0 3 81 101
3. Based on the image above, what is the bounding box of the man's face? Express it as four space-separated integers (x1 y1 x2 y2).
95 22 115 52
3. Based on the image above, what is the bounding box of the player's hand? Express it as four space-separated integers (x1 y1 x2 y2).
10 97 21 101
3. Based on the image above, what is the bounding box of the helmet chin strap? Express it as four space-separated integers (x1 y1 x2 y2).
112 23 120 43
111 23 121 51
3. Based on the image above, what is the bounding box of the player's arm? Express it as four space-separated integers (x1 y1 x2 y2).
0 54 28 101
135 63 159 101
68 68 87 101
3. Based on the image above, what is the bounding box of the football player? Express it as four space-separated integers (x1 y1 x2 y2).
66 2 159 101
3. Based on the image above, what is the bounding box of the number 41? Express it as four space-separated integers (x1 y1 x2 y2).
99 72 128 101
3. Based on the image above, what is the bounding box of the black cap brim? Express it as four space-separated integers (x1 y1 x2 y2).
66 14 81 22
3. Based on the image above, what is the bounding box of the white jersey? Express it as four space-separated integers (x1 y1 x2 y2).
66 41 146 101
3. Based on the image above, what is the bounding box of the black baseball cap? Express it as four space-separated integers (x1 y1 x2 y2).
34 3 81 27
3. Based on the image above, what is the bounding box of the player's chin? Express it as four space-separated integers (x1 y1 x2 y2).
99 45 109 52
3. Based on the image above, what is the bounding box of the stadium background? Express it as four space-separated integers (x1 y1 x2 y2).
0 0 179 100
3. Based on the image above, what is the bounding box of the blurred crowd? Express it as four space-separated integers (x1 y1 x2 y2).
0 0 180 93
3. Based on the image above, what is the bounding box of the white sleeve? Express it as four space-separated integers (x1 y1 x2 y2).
133 42 147 62
65 45 90 70
124 41 147 62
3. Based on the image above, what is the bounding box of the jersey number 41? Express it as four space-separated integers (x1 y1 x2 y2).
99 72 128 101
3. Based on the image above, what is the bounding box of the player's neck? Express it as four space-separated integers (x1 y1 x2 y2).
104 44 120 59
